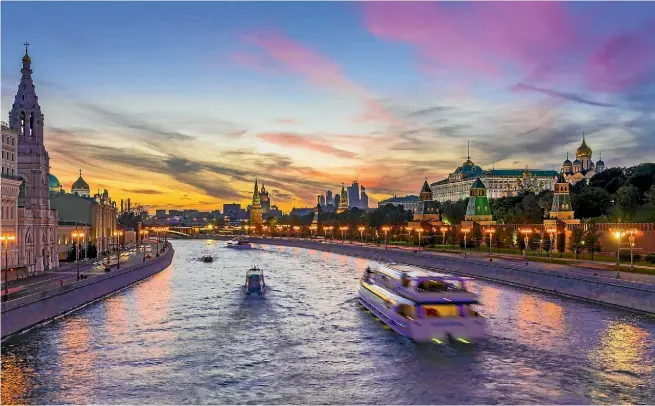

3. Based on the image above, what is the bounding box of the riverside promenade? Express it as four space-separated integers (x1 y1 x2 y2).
1 243 174 340
252 237 655 314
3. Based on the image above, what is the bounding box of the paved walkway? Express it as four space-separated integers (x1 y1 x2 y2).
1 243 160 302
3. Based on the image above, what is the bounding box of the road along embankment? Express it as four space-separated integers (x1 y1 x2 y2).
255 238 655 315
1 245 175 340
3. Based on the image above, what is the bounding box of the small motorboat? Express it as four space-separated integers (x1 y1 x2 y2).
244 266 266 295
201 255 214 262
227 237 252 249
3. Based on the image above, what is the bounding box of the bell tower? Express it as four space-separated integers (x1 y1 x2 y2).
9 42 51 210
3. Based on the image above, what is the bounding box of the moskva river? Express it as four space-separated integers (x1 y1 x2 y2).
2 240 654 404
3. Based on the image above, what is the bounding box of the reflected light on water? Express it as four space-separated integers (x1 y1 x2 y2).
57 317 97 403
516 295 564 348
588 321 654 402
1 353 33 405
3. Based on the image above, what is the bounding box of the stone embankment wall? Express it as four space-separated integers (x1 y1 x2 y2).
1 246 175 339
256 238 655 315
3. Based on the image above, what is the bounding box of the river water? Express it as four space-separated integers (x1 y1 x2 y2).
2 240 655 405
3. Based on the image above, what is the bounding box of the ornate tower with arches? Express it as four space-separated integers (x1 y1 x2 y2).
8 43 59 274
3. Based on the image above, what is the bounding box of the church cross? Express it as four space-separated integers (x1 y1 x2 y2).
79 169 82 177
24 42 30 52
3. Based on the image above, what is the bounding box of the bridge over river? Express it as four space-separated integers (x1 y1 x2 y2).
2 240 654 404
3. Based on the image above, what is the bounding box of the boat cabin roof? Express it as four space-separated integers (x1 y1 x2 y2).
374 264 468 283
246 268 263 276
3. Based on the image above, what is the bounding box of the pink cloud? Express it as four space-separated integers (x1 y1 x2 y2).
585 22 655 93
275 118 297 124
235 30 400 125
363 3 655 95
257 132 357 159
362 2 581 78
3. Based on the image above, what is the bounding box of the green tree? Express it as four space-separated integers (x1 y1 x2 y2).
572 187 612 219
570 229 585 259
615 185 641 220
583 223 602 260
645 185 655 205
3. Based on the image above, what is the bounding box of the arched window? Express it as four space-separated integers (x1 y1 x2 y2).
29 112 34 132
20 111 25 135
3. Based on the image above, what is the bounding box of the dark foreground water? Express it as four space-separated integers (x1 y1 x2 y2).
2 240 655 404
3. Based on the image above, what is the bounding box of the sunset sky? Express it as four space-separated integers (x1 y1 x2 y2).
2 2 654 212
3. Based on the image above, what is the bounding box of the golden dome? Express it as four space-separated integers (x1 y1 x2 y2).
576 134 592 158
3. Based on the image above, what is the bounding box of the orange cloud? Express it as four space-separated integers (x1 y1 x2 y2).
257 132 357 159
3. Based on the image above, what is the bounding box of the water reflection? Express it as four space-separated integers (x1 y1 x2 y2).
587 321 654 403
1 241 654 404
1 352 33 405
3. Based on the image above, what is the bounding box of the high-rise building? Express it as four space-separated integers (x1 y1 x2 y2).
260 183 270 213
326 190 333 206
334 194 340 209
8 44 59 275
337 184 349 214
319 195 326 207
347 180 361 209
360 186 369 209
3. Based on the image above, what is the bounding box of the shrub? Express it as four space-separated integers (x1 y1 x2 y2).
619 252 641 262
646 253 655 264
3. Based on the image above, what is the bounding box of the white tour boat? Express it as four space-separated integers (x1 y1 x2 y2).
226 237 252 249
358 263 486 344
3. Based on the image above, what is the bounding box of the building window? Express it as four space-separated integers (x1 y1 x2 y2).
20 111 25 136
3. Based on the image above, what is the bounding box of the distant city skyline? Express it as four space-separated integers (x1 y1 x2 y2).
2 2 654 211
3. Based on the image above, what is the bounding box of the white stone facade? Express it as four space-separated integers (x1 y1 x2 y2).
8 47 59 276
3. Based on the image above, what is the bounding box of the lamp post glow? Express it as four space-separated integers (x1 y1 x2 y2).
519 228 532 265
613 229 626 278
293 226 300 239
309 226 316 240
72 231 84 279
406 227 413 249
141 230 149 262
484 228 495 256
358 226 365 246
547 228 556 260
2 233 16 300
417 228 423 251
440 226 448 251
381 226 390 249
339 226 348 245
461 228 470 257
113 230 124 269
627 229 638 271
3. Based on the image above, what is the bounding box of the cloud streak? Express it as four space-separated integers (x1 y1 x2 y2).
257 132 357 159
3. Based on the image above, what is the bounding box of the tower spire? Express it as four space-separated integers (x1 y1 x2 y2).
467 140 470 160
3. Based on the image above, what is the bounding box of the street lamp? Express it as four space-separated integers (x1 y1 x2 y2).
141 230 149 262
519 228 533 265
71 231 84 280
406 227 413 248
440 226 449 251
309 226 317 240
484 227 495 256
461 228 470 257
293 226 300 239
339 226 348 245
113 230 124 269
417 228 423 251
1 233 16 301
627 229 639 271
358 226 365 246
381 226 390 249
546 227 556 260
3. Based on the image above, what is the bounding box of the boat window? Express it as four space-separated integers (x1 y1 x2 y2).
461 305 480 317
417 280 464 292
422 304 460 317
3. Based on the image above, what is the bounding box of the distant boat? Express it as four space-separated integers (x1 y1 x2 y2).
227 237 252 249
244 266 266 295
201 255 214 262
